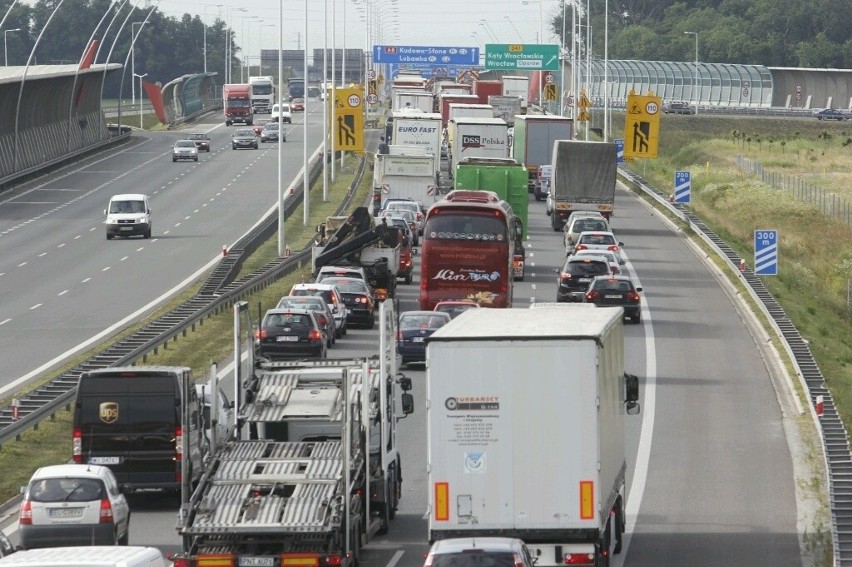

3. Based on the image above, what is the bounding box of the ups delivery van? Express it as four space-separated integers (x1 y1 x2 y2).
72 366 205 493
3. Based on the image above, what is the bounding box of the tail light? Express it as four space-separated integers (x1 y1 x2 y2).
586 290 600 301
607 245 619 251
396 330 402 341
256 328 268 340
171 557 192 567
626 291 640 302
376 289 388 301
560 273 572 280
322 556 342 567
175 426 184 461
576 244 588 251
99 498 114 524
19 500 32 525
514 553 526 567
563 553 595 565
72 427 82 463
416 212 422 220
318 315 328 326
424 554 435 567
309 329 323 342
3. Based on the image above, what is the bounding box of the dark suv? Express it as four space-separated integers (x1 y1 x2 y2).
557 255 612 302
584 274 643 323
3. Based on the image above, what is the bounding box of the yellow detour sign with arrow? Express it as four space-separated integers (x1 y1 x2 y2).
623 92 661 159
332 87 364 152
543 83 557 101
576 89 591 122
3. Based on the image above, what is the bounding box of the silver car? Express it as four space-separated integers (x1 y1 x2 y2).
231 128 258 150
172 139 198 162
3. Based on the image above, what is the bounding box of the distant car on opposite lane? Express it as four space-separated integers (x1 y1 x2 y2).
261 122 284 143
813 108 846 121
231 128 258 150
172 139 198 162
187 133 210 152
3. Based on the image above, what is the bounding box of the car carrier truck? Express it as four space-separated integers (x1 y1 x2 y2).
174 302 414 567
426 307 640 567
549 139 617 230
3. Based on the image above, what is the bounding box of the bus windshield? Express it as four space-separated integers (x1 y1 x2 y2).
423 213 507 242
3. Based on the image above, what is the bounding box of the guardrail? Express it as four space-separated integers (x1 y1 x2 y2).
0 148 367 449
617 167 850 566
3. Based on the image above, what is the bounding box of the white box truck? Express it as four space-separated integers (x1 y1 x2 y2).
426 307 640 567
446 103 495 155
373 152 438 208
391 110 443 182
393 90 434 112
448 117 509 179
501 75 530 112
488 95 522 126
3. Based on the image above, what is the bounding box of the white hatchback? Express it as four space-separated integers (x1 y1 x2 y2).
19 464 131 549
270 103 292 124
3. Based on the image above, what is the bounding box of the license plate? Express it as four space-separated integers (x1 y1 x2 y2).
579 278 591 283
605 294 622 299
413 337 425 342
89 456 120 465
276 336 299 342
49 507 83 518
119 226 132 231
238 557 276 567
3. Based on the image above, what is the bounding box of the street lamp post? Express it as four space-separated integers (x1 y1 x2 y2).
684 31 698 115
521 0 543 105
131 21 144 108
133 72 147 130
4 28 20 66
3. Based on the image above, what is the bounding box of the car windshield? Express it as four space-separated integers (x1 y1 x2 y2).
175 140 195 147
579 233 616 246
387 202 418 214
323 278 369 294
573 219 608 233
278 297 324 310
109 200 145 214
29 477 104 503
436 304 476 318
235 130 254 136
263 123 279 131
400 313 449 330
592 279 634 292
264 313 311 328
291 288 335 304
188 134 206 140
431 552 517 567
566 260 610 276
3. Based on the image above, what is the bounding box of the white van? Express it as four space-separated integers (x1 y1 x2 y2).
104 194 151 240
0 546 166 567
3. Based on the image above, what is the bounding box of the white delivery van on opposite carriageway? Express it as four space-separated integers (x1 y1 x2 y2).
0 546 166 567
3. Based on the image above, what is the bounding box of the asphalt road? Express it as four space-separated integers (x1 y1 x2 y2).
0 109 323 395
0 118 806 566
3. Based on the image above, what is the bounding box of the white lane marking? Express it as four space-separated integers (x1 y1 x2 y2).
385 550 405 567
57 243 66 248
38 252 47 257
81 278 91 283
102 267 111 272
29 304 42 310
136 247 144 252
58 290 68 296
17 262 27 267
120 256 128 262
0 319 10 325
613 254 656 565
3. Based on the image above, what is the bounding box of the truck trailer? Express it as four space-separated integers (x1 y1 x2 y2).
390 110 443 183
222 83 253 126
511 115 574 198
373 152 438 210
447 117 510 179
488 95 522 127
426 307 640 567
501 75 530 112
393 90 434 113
175 303 414 567
549 139 617 230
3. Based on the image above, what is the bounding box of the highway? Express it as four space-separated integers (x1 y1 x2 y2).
0 109 323 396
0 109 808 566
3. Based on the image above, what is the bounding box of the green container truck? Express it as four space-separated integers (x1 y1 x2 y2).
453 157 529 281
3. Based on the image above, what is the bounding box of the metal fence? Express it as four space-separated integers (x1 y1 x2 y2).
735 155 852 227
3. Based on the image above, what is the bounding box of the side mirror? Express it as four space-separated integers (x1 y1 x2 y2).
635 287 643 292
618 241 624 247
103 209 107 216
401 392 414 415
626 401 641 415
19 486 26 495
625 373 640 403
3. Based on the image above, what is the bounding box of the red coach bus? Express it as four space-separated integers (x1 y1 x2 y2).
419 190 519 310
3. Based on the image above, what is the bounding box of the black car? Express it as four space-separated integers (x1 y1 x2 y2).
187 133 210 152
321 277 375 328
256 309 328 360
557 255 612 302
584 275 643 323
275 295 336 347
232 128 259 150
397 310 451 366
814 108 845 121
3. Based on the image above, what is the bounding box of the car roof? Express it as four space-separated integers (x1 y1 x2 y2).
435 300 479 307
402 310 451 318
110 193 147 201
429 537 526 553
30 464 108 480
292 283 338 291
592 274 633 283
578 230 616 237
568 254 609 262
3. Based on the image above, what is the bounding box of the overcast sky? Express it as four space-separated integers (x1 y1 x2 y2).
152 0 564 57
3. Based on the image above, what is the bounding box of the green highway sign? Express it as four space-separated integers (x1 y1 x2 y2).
484 44 560 71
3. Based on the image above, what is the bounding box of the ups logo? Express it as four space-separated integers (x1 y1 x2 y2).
99 402 119 424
